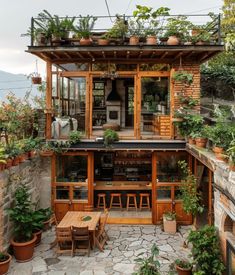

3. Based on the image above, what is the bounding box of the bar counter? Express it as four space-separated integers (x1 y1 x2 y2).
94 181 152 190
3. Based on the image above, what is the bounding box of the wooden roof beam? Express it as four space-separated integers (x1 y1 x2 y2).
138 51 143 59
76 52 84 59
126 51 130 59
160 51 168 59
64 52 72 59
102 51 106 58
88 51 95 61
185 51 195 59
151 51 156 58
113 51 117 58
199 52 209 62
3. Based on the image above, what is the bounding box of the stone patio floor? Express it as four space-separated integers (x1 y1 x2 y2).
8 225 192 275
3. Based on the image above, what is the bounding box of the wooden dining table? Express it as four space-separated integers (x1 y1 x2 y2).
57 211 102 250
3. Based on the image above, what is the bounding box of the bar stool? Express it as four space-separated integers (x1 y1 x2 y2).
126 193 138 211
97 193 107 210
109 193 122 209
139 193 151 210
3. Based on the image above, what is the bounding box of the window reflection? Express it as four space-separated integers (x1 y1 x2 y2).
56 186 69 200
157 186 171 200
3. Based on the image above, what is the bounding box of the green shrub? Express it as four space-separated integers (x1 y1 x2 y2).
103 129 119 147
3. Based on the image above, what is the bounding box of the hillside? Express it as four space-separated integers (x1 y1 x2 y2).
0 70 38 101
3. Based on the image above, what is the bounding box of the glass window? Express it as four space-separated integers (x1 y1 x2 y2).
174 186 183 200
140 64 170 71
73 186 88 200
157 186 171 200
52 74 57 97
157 152 188 182
56 155 88 183
56 186 69 200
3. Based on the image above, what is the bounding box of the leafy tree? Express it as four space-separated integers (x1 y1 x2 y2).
222 0 235 50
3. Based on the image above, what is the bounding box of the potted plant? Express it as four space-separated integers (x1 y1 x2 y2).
29 72 42 85
0 252 12 275
69 130 82 144
172 71 193 86
75 15 97 45
133 5 170 45
37 207 53 231
194 125 210 148
0 147 6 171
188 225 225 275
105 15 128 44
133 243 161 275
227 136 235 171
103 129 119 148
191 26 211 45
32 209 45 246
163 211 177 234
165 15 193 45
60 16 76 40
175 259 193 275
178 160 204 222
7 184 37 262
127 19 144 45
97 33 110 45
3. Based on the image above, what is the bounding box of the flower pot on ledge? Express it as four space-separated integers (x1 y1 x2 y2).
0 253 12 275
40 150 53 157
212 146 224 161
195 138 207 148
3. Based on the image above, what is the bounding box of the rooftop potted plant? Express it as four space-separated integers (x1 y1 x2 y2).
194 125 210 148
174 259 193 275
75 15 97 45
7 184 37 262
133 5 170 45
105 15 128 44
0 251 12 275
103 129 119 148
127 19 144 45
163 211 177 234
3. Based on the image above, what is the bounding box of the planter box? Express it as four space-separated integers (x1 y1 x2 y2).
163 216 177 234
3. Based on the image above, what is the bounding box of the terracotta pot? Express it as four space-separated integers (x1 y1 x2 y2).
28 151 36 159
97 38 109 45
18 154 25 163
0 253 12 275
167 35 180 45
176 265 192 275
0 163 6 171
31 77 42 85
40 150 53 157
11 235 36 262
188 138 196 145
195 138 207 148
12 156 20 166
24 153 29 160
6 159 13 169
229 164 235 172
146 35 157 45
80 38 92 45
195 40 205 45
34 230 43 246
129 35 139 45
213 146 225 160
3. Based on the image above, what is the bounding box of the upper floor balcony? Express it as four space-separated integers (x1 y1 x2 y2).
27 12 224 64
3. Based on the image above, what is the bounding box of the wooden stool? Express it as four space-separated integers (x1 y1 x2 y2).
109 193 122 209
139 193 151 210
126 193 138 211
97 193 106 210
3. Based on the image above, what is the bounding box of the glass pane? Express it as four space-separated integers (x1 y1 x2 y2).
174 186 183 200
157 186 171 200
141 77 169 136
56 186 69 200
56 155 88 183
157 152 188 182
140 64 170 71
63 78 69 99
52 74 57 97
73 186 88 200
59 63 89 71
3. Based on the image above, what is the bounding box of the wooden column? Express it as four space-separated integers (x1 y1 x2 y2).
46 61 52 139
85 74 91 138
88 152 94 205
152 152 157 224
51 154 56 211
208 169 213 225
136 72 141 139
170 68 175 139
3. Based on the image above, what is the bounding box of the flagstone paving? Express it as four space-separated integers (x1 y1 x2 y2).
8 225 191 275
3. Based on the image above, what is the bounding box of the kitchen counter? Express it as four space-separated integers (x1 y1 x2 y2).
94 181 152 190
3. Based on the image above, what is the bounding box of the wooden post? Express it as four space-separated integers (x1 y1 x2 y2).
88 152 94 206
152 152 157 224
170 68 175 139
46 61 52 139
136 73 141 139
208 169 213 225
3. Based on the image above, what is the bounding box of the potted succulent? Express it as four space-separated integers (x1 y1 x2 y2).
75 15 97 45
0 252 12 275
97 33 110 46
175 259 193 275
163 211 177 234
7 184 37 262
60 16 76 40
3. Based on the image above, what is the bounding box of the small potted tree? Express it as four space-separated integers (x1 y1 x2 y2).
163 211 177 234
103 129 119 148
0 252 12 275
7 184 37 262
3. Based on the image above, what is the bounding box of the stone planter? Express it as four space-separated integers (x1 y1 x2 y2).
0 253 12 275
163 215 177 234
195 138 207 148
11 235 37 262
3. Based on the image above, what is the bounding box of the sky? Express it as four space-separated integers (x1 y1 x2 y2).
0 0 222 76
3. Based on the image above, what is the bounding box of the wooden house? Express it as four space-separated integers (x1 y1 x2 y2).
26 13 223 224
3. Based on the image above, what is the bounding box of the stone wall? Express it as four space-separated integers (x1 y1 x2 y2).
0 156 51 251
187 144 235 262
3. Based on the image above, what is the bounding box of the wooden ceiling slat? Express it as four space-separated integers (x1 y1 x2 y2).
160 51 168 59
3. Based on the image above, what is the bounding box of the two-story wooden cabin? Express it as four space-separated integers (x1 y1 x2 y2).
27 13 223 224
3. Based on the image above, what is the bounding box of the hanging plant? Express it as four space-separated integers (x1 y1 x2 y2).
172 71 193 86
29 60 42 85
